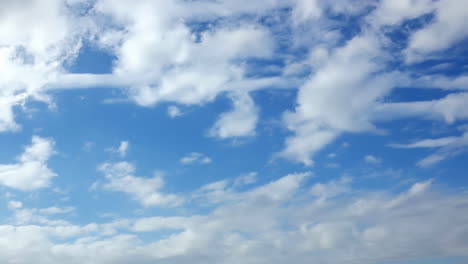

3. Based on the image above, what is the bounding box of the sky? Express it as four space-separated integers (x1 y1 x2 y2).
0 0 468 263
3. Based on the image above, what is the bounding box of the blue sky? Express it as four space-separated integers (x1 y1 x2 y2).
0 0 468 263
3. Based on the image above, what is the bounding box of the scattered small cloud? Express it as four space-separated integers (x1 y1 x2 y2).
167 105 183 118
0 136 57 191
82 141 95 151
364 155 382 164
180 152 212 165
98 162 183 207
107 141 129 158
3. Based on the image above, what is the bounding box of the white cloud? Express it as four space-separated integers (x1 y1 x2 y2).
389 131 468 167
280 33 398 165
11 206 75 226
1 176 468 263
389 137 459 148
0 0 465 171
364 155 382 164
368 0 435 26
180 153 212 165
92 0 275 107
107 141 129 158
0 136 57 191
405 0 468 62
117 141 129 157
276 0 468 166
98 162 183 207
0 0 283 136
414 74 468 90
292 0 321 25
309 176 351 199
193 171 311 206
167 105 183 118
209 92 259 139
7 201 23 210
0 0 85 132
417 133 468 167
373 93 468 124
233 172 258 187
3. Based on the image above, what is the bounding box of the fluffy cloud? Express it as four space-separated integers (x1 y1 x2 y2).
1 0 467 165
0 0 282 136
279 0 468 165
280 33 398 165
1 174 468 263
0 0 85 132
92 0 276 108
0 136 57 191
1 1 468 263
97 162 183 207
209 92 259 139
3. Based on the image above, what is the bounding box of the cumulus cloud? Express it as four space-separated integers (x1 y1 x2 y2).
180 153 212 165
0 0 85 132
0 136 57 191
0 0 467 167
97 162 183 207
209 92 259 139
92 0 276 109
1 1 468 263
1 175 468 263
280 33 398 165
0 0 283 138
278 0 468 165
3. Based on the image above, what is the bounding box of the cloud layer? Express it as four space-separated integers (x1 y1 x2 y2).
2 174 468 263
1 1 468 263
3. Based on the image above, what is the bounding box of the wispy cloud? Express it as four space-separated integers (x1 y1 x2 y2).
107 141 129 158
180 153 212 165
